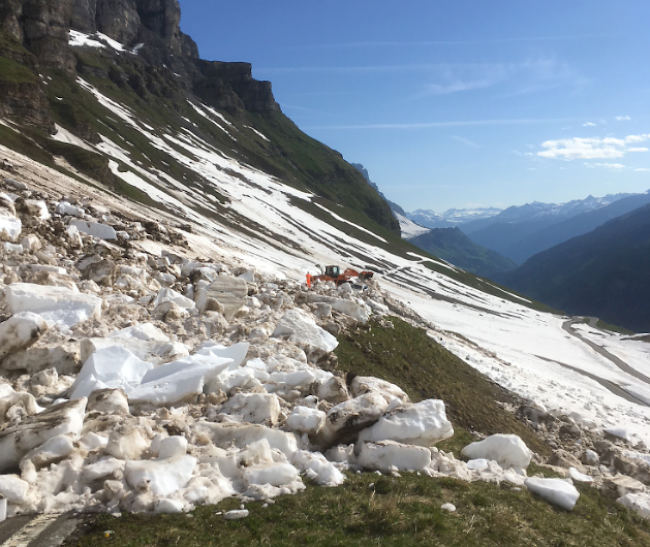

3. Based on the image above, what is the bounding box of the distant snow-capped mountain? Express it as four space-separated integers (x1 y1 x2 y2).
406 207 503 229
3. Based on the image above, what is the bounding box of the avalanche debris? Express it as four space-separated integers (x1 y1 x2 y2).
0 175 649 523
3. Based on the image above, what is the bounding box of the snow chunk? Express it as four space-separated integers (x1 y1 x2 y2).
0 211 21 242
244 462 300 487
292 450 345 486
70 219 116 240
70 346 153 399
221 393 281 425
618 492 650 519
81 323 189 365
305 294 370 323
0 475 29 504
5 283 102 327
358 441 432 472
286 406 326 435
358 399 454 447
82 458 125 482
55 201 85 218
0 312 48 360
0 398 87 472
124 455 197 497
273 309 338 352
195 422 300 457
129 352 233 406
153 288 195 310
568 467 593 483
223 509 249 520
525 478 580 511
462 434 532 470
22 434 75 468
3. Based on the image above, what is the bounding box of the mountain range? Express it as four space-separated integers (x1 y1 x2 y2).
500 203 650 333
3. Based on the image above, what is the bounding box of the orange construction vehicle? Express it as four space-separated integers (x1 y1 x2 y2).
312 265 374 286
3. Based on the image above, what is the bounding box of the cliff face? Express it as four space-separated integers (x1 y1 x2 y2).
0 0 278 130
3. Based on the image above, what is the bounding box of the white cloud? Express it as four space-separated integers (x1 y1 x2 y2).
616 116 631 121
634 168 650 172
538 134 650 160
593 163 626 170
583 122 596 127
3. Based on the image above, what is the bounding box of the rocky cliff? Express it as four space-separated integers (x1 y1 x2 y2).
0 0 279 131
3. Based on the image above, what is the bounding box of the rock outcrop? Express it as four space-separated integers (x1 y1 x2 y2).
0 0 278 131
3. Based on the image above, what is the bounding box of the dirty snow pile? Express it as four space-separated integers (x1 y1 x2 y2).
1 174 650 521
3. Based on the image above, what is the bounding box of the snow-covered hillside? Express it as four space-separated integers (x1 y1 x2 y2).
2 28 650 532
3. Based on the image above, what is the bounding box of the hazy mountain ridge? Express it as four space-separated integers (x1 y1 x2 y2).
500 203 650 332
459 191 648 264
407 206 503 229
410 227 517 279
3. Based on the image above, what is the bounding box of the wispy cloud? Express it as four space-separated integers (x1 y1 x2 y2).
301 34 616 50
451 136 480 148
538 134 650 160
635 168 650 172
415 57 584 98
585 162 626 170
583 122 596 127
616 115 631 121
308 117 577 131
259 57 584 98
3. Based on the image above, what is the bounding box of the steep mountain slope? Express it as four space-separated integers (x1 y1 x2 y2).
501 203 650 333
410 227 517 279
0 0 399 239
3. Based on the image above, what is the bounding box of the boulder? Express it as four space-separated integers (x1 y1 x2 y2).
195 277 247 319
0 312 48 362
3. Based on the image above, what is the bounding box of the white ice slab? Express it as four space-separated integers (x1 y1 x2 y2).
272 309 338 352
462 434 532 470
525 478 580 511
5 283 102 327
358 399 454 447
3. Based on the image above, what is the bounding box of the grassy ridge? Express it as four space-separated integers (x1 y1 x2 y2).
71 472 650 547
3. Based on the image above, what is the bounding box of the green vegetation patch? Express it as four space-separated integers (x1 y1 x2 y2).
595 319 635 335
72 471 650 547
335 317 548 456
0 55 38 84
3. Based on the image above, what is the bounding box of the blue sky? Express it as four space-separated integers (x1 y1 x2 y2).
178 0 650 212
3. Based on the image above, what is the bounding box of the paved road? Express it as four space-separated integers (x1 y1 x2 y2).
563 318 650 387
535 355 650 407
0 514 81 547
